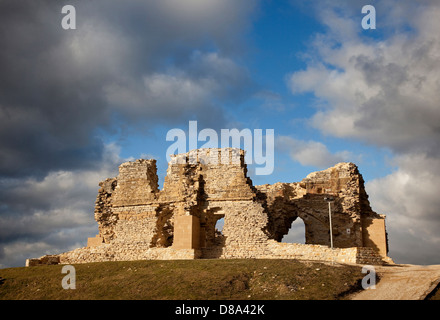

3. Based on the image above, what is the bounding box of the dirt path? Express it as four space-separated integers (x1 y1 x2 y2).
350 264 440 300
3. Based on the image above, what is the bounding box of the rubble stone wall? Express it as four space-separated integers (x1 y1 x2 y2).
27 148 391 267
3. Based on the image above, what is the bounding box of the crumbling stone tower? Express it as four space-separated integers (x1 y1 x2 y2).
27 148 391 266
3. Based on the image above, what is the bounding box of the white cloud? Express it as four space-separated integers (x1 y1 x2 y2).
287 1 440 264
288 3 440 154
282 218 306 244
366 153 440 264
276 136 351 169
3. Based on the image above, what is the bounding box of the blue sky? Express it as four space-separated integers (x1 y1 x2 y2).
106 0 394 185
1 0 439 267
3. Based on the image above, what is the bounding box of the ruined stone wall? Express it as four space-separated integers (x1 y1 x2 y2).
257 162 386 251
265 240 385 265
28 148 391 267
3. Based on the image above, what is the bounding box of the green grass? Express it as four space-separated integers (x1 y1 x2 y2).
0 259 364 300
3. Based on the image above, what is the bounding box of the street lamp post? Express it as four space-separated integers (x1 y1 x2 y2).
324 196 334 249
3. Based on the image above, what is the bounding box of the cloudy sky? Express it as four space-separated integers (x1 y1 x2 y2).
1 0 439 267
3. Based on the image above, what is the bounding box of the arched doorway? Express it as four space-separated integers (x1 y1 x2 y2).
201 212 225 258
202 209 225 248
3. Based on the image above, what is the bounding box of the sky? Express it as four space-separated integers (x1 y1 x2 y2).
0 0 439 268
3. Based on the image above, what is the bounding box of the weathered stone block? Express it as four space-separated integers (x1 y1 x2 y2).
87 235 104 248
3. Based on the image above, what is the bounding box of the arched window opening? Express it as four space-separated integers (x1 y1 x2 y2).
282 218 306 244
215 217 225 235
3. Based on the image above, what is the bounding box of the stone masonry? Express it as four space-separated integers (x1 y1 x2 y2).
26 148 392 266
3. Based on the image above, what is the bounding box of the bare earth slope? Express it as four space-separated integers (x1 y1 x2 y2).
350 264 440 300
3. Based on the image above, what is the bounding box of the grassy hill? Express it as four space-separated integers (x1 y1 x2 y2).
0 259 366 300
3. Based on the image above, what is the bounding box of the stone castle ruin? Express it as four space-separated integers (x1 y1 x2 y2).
27 148 392 266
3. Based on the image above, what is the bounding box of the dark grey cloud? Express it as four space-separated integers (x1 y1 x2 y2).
0 0 258 178
0 143 126 268
0 1 109 177
0 0 259 267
